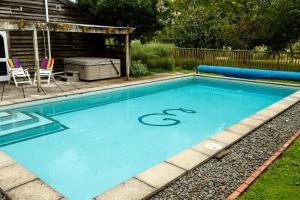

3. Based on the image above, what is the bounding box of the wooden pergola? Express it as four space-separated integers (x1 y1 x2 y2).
0 19 135 92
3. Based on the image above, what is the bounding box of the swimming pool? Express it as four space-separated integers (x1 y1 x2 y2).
0 76 298 200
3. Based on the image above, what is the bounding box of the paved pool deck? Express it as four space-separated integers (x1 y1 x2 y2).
0 72 181 105
0 74 299 200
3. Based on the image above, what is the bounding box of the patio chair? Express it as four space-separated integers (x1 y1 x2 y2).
7 57 32 87
34 57 55 85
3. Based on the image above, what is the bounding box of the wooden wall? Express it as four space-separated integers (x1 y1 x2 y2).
0 0 94 23
8 31 127 76
9 31 105 71
1 0 128 77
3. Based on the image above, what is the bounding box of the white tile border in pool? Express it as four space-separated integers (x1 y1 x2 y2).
0 74 299 200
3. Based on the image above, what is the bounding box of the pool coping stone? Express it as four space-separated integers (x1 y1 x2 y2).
0 74 299 200
135 162 186 189
94 178 156 200
0 152 65 199
6 179 64 200
0 163 37 191
166 149 210 171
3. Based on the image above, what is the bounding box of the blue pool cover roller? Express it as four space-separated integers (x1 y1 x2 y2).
198 65 300 81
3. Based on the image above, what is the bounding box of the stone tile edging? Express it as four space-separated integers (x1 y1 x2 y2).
226 129 300 200
0 76 299 200
0 152 64 200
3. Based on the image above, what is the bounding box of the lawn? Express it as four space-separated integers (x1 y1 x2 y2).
238 137 300 200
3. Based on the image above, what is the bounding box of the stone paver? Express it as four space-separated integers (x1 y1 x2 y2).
291 92 300 99
0 163 36 191
210 130 242 145
283 96 299 103
239 117 265 128
267 102 290 111
191 139 228 156
251 113 272 121
227 123 255 136
135 162 186 189
7 179 63 200
277 98 297 106
0 152 16 169
166 149 209 170
256 108 279 118
95 178 155 200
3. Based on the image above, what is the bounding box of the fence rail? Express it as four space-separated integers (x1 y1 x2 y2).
174 48 300 72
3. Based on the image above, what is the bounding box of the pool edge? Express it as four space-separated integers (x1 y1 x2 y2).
93 90 300 200
0 75 299 200
0 74 193 109
1 73 299 109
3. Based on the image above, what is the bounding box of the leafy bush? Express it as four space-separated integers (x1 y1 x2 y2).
131 40 176 70
130 61 150 77
176 58 200 70
147 57 175 70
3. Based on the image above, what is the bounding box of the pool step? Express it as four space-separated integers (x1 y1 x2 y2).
0 112 39 131
0 111 17 121
0 111 10 118
0 112 67 146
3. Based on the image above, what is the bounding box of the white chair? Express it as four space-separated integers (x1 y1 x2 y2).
7 58 32 87
34 57 55 85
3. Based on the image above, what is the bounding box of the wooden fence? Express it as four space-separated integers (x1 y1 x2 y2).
174 48 300 72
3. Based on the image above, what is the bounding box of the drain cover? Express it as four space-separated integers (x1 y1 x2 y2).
204 142 222 150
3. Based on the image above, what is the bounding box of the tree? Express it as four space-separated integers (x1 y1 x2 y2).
260 0 300 51
156 0 300 51
77 0 167 42
155 2 228 48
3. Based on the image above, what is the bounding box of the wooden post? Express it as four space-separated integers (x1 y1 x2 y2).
47 29 51 58
125 33 130 80
33 27 41 92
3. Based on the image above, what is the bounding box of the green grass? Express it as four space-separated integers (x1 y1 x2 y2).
238 137 300 200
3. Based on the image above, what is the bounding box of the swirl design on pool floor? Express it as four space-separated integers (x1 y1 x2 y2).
138 108 196 127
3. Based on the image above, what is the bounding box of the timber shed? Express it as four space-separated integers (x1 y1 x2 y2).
0 0 134 83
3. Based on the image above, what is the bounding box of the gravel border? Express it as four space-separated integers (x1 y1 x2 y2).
149 102 300 200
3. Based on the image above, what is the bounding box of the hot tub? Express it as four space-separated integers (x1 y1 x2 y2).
63 57 121 81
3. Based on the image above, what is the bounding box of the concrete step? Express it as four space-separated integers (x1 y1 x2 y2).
0 112 67 146
0 112 39 131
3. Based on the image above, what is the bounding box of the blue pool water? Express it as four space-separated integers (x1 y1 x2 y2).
0 76 297 200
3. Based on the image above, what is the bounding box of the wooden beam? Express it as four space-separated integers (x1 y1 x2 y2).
0 19 135 35
125 34 130 80
6 31 11 58
33 27 41 92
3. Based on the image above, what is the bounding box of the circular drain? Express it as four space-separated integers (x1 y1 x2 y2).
204 142 222 150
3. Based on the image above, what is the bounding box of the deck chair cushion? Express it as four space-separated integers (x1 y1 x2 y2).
8 57 21 69
41 57 54 70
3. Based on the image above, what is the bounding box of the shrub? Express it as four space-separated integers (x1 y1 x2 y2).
131 40 176 70
130 61 150 77
147 57 175 70
176 58 200 70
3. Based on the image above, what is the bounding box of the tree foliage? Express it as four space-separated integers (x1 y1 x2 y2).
77 0 300 51
77 0 168 42
260 0 300 51
155 0 300 51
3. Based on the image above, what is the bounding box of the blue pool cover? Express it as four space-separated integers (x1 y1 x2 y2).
198 65 300 81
